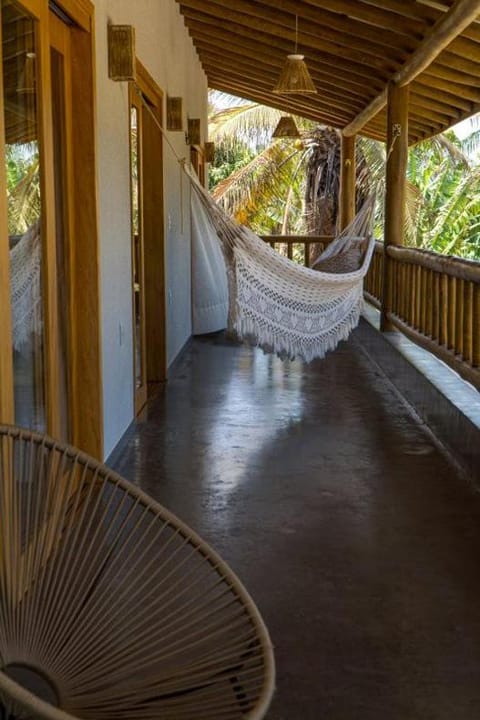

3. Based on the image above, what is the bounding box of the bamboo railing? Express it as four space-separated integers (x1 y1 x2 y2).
264 235 480 390
366 243 480 389
260 235 334 268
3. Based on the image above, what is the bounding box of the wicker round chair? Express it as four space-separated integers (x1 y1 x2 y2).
0 425 275 720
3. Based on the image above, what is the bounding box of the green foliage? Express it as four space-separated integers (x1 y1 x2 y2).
208 143 255 191
6 143 40 235
209 90 480 261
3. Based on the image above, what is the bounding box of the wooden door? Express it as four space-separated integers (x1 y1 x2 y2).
0 0 102 457
129 63 166 415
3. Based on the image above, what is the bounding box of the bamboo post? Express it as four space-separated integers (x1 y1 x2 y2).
456 278 464 357
433 273 440 341
339 134 356 231
463 281 473 365
448 276 457 351
473 284 480 367
440 274 448 347
381 81 409 332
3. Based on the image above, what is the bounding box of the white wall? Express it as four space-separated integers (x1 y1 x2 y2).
93 0 208 457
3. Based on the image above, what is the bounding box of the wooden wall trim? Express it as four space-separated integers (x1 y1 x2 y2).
52 0 93 32
0 10 14 422
68 12 103 458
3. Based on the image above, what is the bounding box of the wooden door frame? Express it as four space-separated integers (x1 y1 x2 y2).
133 60 166 392
0 0 103 458
50 0 103 457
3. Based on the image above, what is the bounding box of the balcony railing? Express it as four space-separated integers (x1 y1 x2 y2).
261 235 334 268
263 235 480 390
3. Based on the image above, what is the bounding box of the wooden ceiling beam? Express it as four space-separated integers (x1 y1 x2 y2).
179 0 407 63
448 32 480 59
410 78 472 111
363 105 445 135
343 0 480 136
179 5 398 75
208 74 429 143
195 43 368 107
409 99 460 123
410 89 461 122
414 73 480 103
207 73 351 124
202 63 358 119
425 59 478 84
365 0 440 23
300 0 429 37
188 24 385 94
239 0 418 54
191 32 380 99
441 49 480 74
207 75 354 129
182 14 391 87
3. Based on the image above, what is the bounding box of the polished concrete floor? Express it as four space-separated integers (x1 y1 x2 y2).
110 324 480 720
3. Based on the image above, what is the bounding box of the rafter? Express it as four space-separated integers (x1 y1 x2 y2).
343 0 480 137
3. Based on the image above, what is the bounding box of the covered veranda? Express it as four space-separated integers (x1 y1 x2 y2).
1 0 480 718
178 0 480 392
111 1 480 717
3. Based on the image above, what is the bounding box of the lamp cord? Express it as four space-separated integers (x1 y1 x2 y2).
295 15 298 54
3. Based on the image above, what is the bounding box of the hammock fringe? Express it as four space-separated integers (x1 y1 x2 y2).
233 301 363 363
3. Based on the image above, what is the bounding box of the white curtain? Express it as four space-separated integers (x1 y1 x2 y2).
191 188 228 334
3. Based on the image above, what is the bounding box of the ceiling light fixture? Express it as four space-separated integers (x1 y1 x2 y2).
272 115 301 139
272 15 317 95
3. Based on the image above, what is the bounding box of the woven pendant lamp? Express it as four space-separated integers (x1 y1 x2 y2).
273 16 317 95
272 115 301 138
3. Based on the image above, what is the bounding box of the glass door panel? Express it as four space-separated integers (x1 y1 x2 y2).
130 95 147 412
2 0 46 431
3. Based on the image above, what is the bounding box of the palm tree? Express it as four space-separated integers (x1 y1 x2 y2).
209 91 480 260
209 93 364 238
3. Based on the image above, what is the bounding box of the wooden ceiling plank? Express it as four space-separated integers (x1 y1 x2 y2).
414 73 480 102
448 33 480 59
409 99 460 123
410 90 465 116
203 64 358 119
410 79 472 111
343 0 480 136
179 5 398 75
361 0 440 23
424 59 479 84
188 24 386 94
208 76 353 127
441 49 480 74
182 14 391 87
395 0 480 85
300 0 429 37
191 33 380 100
195 44 367 107
180 0 408 63
249 0 418 54
207 71 351 120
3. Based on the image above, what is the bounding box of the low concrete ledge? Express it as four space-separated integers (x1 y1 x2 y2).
358 305 480 487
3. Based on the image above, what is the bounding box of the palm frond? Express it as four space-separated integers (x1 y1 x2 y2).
212 141 301 226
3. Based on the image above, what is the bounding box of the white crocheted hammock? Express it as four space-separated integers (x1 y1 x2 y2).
188 166 375 363
9 221 42 352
